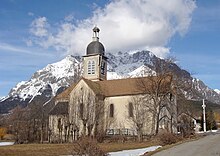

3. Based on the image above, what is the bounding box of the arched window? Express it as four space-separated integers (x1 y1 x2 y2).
91 61 95 74
79 103 84 119
109 104 114 117
88 61 91 74
101 61 105 75
128 102 133 117
57 118 62 129
88 60 95 75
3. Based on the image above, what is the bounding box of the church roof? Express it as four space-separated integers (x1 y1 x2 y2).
56 83 77 101
49 101 68 115
95 75 172 97
55 78 102 101
55 75 173 100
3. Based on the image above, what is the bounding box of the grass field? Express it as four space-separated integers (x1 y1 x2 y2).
0 140 159 156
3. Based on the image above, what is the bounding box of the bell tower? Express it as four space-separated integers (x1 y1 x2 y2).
83 27 107 81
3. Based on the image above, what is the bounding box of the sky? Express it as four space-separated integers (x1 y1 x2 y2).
0 0 220 97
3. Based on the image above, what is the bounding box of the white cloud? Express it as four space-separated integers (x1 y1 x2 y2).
0 42 52 56
30 17 49 37
25 39 33 46
145 46 170 59
29 0 196 58
28 12 34 16
0 43 32 54
64 14 74 22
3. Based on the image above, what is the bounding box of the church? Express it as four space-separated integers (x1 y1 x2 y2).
48 27 177 142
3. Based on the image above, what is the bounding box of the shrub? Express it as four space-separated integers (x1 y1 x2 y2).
107 135 127 143
3 134 15 140
96 133 106 143
72 137 108 156
157 132 179 146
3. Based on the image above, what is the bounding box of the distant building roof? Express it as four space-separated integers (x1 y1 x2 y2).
49 102 68 115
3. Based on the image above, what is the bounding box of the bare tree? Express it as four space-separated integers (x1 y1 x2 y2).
103 101 117 138
136 74 174 135
26 101 48 143
129 96 150 142
134 57 181 135
78 89 95 136
134 56 195 135
70 87 104 138
8 105 29 143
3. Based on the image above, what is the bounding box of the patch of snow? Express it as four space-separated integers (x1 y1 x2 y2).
28 91 42 103
107 72 123 80
192 78 200 83
108 146 161 156
196 130 219 134
50 83 60 96
12 81 27 91
114 62 144 76
0 142 14 146
128 65 156 77
0 96 5 100
128 50 141 55
41 55 79 79
214 89 220 94
18 82 41 100
210 130 218 133
0 95 9 102
43 98 53 106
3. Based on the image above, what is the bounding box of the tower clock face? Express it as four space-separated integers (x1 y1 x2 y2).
101 61 105 75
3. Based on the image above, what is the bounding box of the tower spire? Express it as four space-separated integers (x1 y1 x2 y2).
93 26 100 41
84 26 107 81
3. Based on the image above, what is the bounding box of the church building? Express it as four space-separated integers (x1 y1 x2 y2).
48 27 177 142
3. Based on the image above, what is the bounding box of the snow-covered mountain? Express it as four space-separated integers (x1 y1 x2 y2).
189 78 220 103
0 55 81 113
7 55 81 100
0 50 220 113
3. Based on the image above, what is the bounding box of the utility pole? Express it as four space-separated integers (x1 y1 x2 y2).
202 99 206 132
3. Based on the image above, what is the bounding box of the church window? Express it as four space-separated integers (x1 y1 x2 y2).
88 61 91 74
91 61 95 74
128 102 133 117
79 103 84 119
88 60 95 74
57 118 62 129
109 104 114 117
101 61 105 75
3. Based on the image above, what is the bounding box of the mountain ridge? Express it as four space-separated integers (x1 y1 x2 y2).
0 50 219 113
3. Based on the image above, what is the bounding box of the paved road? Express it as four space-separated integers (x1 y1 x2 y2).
153 132 220 156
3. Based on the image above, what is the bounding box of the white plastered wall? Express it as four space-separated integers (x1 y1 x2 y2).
104 95 154 135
